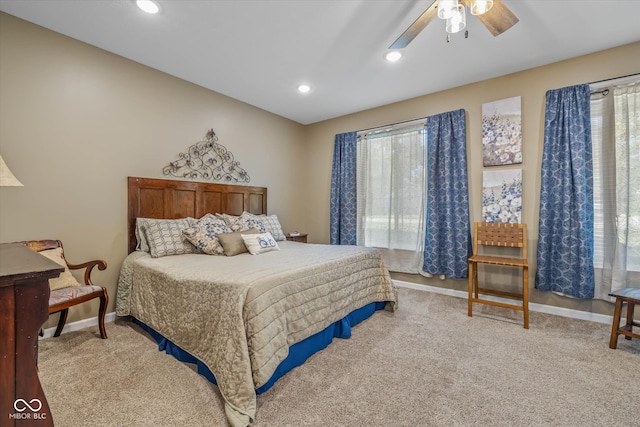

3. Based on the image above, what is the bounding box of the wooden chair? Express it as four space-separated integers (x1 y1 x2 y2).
468 222 529 329
23 239 109 339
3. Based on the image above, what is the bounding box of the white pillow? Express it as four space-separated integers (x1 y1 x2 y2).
240 232 280 255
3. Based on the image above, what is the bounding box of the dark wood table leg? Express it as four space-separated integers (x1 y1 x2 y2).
625 300 635 341
610 297 623 349
13 278 54 426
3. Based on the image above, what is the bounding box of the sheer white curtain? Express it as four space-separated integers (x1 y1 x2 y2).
592 78 640 300
356 124 426 273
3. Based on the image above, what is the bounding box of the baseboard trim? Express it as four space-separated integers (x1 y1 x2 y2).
38 282 615 338
393 280 615 325
40 312 117 339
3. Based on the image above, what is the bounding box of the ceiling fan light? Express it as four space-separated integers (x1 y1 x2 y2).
136 0 160 14
385 51 402 62
470 0 494 15
437 0 459 20
445 4 466 33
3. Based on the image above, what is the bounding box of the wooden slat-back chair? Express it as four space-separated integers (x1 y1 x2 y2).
23 240 108 338
468 222 529 329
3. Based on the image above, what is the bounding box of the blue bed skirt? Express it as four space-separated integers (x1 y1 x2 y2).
134 300 387 394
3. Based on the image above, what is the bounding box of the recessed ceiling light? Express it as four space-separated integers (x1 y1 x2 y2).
297 84 311 94
385 51 402 62
136 0 160 14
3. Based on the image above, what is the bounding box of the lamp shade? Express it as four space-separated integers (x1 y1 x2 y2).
437 0 458 20
470 0 494 15
446 4 466 33
0 155 24 186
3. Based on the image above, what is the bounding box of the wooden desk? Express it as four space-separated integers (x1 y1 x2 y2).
609 287 640 349
1 243 64 426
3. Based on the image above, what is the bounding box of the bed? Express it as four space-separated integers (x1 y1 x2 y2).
116 177 397 426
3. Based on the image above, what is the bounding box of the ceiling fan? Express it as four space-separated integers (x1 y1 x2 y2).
389 0 519 49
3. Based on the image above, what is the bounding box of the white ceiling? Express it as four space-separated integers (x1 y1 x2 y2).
1 0 639 125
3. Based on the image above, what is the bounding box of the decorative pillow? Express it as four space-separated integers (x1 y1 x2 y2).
241 232 280 255
217 228 260 256
135 218 151 252
144 218 199 258
222 212 249 232
39 248 82 290
182 214 232 255
136 217 196 253
225 211 268 233
216 213 238 224
259 214 286 241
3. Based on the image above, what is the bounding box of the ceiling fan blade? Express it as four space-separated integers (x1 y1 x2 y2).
462 0 519 37
389 1 438 49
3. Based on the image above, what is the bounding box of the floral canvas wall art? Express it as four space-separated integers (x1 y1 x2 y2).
482 96 522 166
482 169 522 223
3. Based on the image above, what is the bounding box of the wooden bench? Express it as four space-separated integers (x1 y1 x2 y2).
609 287 640 349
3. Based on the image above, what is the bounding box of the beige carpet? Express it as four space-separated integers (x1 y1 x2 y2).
38 287 639 427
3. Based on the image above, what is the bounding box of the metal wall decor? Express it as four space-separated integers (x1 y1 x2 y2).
163 129 250 183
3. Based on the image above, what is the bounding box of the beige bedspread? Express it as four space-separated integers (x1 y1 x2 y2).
116 241 397 426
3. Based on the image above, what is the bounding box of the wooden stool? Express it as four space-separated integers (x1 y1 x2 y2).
609 288 640 349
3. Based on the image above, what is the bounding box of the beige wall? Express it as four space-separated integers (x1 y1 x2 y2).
2 11 639 326
304 41 640 316
0 13 306 328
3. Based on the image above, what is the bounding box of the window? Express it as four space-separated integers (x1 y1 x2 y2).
356 123 427 272
591 76 640 297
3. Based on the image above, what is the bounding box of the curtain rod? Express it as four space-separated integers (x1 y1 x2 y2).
357 74 639 131
355 116 428 135
589 72 640 85
590 72 639 96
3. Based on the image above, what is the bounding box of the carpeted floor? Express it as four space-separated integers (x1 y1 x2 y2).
38 287 639 427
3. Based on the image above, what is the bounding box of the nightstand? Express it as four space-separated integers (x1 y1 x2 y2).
285 233 308 243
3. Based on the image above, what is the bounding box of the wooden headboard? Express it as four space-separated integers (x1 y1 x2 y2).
128 176 267 254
